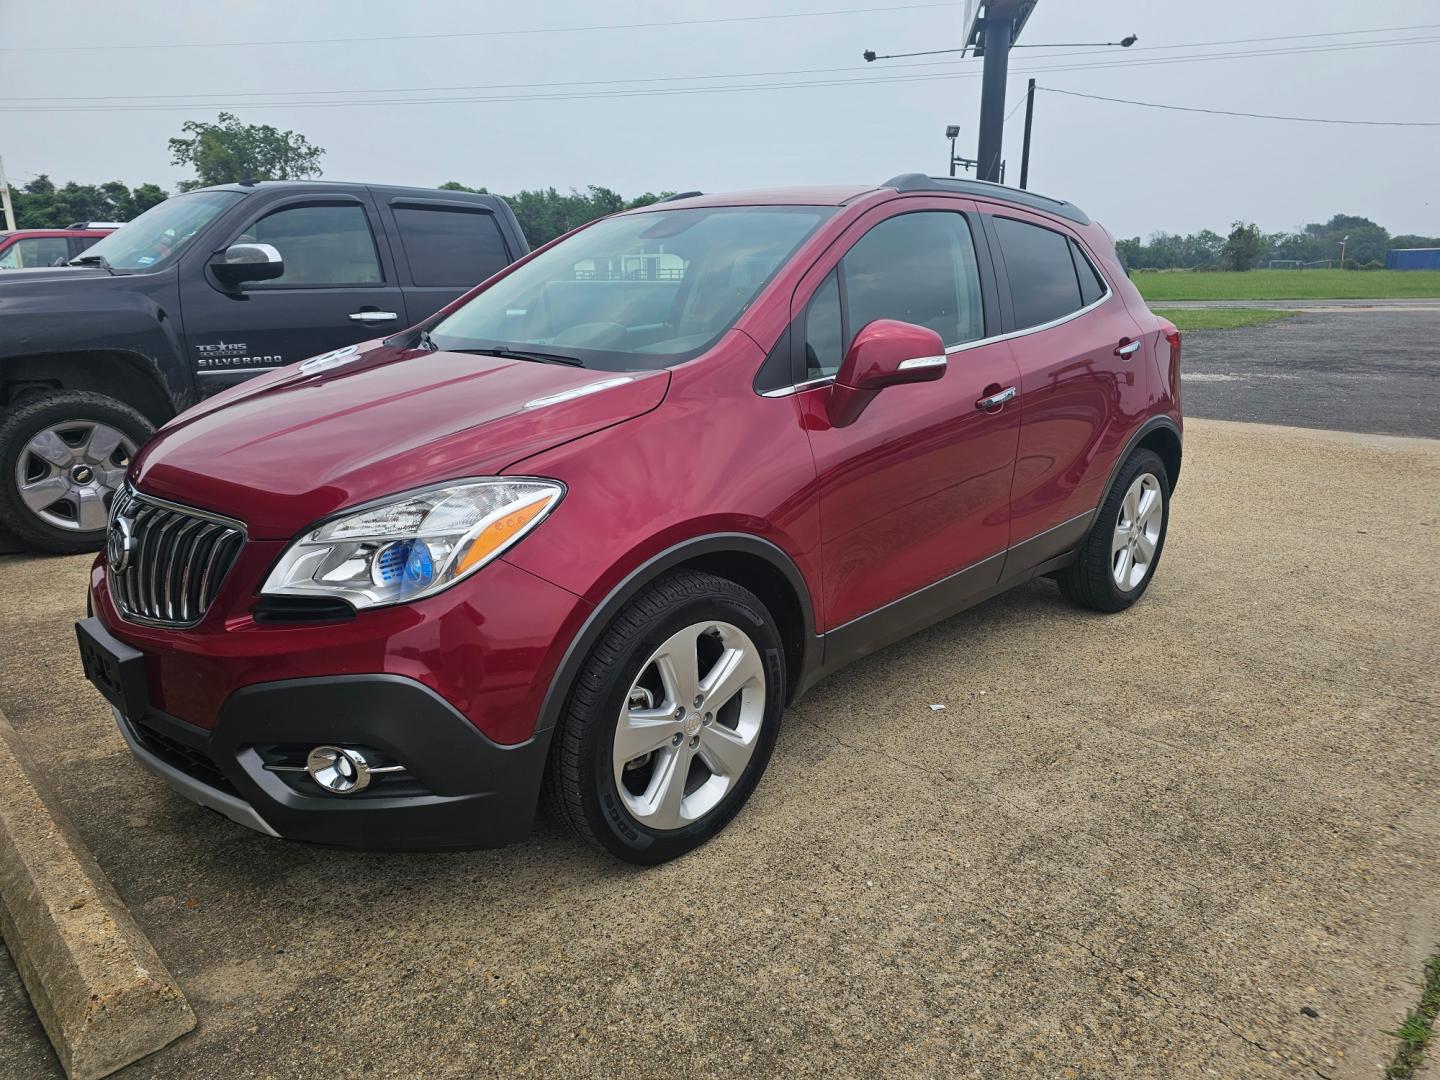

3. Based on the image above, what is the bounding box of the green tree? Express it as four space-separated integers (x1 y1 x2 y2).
440 182 673 245
11 174 169 228
168 112 325 189
1221 221 1264 271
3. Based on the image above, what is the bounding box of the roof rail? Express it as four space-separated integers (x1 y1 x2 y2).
881 173 1090 225
657 190 704 203
65 221 125 230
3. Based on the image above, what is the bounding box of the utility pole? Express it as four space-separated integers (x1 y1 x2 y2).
0 157 17 232
974 14 1014 183
1338 235 1349 270
1018 78 1037 189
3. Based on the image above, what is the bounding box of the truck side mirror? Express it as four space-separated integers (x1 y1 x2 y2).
212 243 285 288
826 318 947 427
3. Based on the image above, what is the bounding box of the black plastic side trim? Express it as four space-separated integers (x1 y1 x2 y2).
999 510 1094 580
809 553 1005 688
534 534 820 731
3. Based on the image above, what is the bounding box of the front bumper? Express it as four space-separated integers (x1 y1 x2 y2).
84 616 553 850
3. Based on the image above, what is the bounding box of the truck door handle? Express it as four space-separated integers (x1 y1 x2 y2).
975 386 1017 411
349 310 398 322
1115 338 1142 357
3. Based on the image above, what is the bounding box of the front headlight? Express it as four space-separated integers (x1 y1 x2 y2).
261 478 563 610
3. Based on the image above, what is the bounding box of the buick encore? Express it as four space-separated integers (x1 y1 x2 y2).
77 174 1183 864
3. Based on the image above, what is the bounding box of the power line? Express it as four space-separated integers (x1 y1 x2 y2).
0 2 959 53
1037 85 1440 127
4 35 1437 113
6 25 1436 105
865 20 1440 61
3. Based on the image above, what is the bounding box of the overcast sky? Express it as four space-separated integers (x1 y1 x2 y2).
2 0 1435 238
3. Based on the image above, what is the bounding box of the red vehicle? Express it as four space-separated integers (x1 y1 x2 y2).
76 175 1182 864
0 223 118 269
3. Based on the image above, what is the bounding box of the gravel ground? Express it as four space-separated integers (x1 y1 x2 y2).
0 417 1437 1079
1180 309 1440 438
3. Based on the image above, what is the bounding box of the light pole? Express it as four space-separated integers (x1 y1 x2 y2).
1338 235 1350 270
946 125 961 177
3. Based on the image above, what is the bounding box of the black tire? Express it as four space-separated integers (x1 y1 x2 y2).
545 569 786 865
0 390 153 555
1058 447 1170 613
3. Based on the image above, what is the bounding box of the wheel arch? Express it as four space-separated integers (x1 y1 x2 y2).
1 351 178 426
1107 415 1182 497
534 533 820 735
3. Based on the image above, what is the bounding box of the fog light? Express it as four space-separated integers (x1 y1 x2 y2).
306 745 372 795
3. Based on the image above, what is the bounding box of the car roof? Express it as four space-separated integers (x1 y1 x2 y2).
628 176 1090 224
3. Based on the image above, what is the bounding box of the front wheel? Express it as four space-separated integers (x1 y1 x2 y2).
545 570 785 864
1058 447 1170 612
0 390 153 554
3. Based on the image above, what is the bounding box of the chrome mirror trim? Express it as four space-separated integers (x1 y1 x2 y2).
897 354 947 371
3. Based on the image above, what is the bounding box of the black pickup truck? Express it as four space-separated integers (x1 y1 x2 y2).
0 181 528 552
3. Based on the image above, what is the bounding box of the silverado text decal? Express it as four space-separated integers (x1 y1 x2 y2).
195 341 284 370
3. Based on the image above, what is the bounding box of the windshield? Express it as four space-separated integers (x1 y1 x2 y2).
77 190 243 272
428 206 834 371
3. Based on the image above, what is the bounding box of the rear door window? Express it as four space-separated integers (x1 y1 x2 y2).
393 206 510 287
993 216 1084 329
243 203 382 286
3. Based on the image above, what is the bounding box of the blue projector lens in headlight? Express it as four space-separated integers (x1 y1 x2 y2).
403 541 434 588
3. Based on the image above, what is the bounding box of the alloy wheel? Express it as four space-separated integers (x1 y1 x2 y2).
612 620 767 831
14 420 135 532
1111 472 1162 590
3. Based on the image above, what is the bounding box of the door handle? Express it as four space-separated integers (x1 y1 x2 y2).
349 310 398 322
1115 338 1142 358
975 386 1017 411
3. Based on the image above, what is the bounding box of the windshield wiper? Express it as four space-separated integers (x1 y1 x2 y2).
67 253 114 274
458 345 585 368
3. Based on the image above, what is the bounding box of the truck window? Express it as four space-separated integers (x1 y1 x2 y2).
393 207 509 288
0 237 70 269
245 204 382 286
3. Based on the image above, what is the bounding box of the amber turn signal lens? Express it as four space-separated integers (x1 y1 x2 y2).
455 496 553 574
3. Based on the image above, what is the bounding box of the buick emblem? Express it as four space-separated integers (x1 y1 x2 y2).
107 513 134 573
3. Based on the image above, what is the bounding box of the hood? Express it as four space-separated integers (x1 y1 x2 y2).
131 343 670 539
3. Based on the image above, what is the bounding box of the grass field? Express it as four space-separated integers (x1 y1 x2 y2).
1152 307 1299 332
1132 269 1440 301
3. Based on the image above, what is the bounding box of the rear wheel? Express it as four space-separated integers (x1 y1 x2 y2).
0 390 152 554
545 570 785 864
1058 447 1170 612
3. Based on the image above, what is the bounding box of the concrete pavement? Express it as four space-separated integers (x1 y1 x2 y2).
0 417 1437 1079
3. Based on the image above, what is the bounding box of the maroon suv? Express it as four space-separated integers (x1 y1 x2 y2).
77 174 1182 863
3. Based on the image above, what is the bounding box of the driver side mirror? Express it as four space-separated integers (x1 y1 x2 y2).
212 242 284 288
826 319 947 427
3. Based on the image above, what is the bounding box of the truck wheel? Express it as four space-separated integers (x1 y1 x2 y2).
0 391 153 554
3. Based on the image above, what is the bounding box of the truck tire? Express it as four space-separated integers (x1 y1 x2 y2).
0 390 153 554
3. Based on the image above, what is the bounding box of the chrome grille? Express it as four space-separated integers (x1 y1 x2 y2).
107 485 246 627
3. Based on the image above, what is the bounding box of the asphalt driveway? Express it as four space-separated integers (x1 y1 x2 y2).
1178 307 1439 438
1 417 1438 1079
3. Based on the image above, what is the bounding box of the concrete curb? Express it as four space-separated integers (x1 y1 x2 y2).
0 708 194 1079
